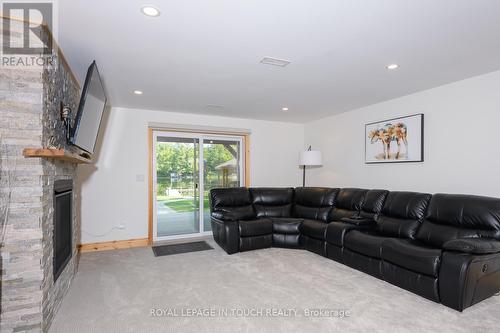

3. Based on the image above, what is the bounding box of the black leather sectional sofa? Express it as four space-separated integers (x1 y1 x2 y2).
210 187 500 311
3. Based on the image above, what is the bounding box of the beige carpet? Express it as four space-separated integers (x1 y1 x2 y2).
49 239 500 333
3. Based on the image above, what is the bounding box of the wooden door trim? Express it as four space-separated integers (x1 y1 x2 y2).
148 128 154 245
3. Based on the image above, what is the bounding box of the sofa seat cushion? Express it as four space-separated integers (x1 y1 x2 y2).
273 234 302 248
382 239 442 277
340 217 376 226
303 236 326 256
325 221 373 247
240 234 272 251
344 230 391 259
382 261 440 302
301 219 328 240
271 218 303 234
239 219 272 237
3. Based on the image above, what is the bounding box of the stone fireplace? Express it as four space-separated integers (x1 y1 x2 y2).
1 17 82 332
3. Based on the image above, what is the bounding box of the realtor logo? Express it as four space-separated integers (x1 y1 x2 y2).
2 2 53 54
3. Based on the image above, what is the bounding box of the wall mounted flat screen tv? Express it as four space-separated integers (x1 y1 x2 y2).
70 61 107 154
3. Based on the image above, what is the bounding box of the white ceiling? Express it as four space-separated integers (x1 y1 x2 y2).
59 0 500 123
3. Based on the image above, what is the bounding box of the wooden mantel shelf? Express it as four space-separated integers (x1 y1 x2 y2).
23 148 92 164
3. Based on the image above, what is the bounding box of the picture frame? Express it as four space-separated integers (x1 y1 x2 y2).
365 113 424 164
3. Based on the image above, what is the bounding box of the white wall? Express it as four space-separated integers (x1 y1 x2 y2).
78 107 304 243
304 70 500 197
78 70 500 244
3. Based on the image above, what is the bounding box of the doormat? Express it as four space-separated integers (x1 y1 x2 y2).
152 241 213 257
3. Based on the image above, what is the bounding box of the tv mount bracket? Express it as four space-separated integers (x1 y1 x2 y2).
60 102 73 142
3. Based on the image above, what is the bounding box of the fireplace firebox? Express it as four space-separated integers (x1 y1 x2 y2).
53 179 73 282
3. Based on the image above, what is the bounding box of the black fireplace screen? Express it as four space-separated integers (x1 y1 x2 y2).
53 180 73 282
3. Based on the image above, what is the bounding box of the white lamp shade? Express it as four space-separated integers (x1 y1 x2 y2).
299 150 322 166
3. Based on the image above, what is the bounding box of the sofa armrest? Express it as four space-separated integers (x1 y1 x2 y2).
210 217 239 254
439 251 500 311
443 238 500 254
211 211 236 221
340 217 376 226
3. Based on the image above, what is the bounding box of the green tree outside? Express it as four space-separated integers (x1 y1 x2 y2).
156 142 239 212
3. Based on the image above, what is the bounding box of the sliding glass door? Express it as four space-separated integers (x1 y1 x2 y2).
152 131 244 241
154 134 200 238
202 137 242 232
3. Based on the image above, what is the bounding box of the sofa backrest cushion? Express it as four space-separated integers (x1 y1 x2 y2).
293 187 339 221
330 188 367 221
250 187 294 218
416 194 500 247
210 187 255 220
376 191 432 239
360 189 389 219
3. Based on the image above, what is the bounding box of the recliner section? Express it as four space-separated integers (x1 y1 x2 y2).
293 187 338 220
376 191 432 239
294 187 339 255
330 188 367 221
342 191 431 281
301 219 328 255
210 187 254 254
249 188 301 249
325 189 388 264
239 218 273 251
295 187 347 256
210 187 500 311
417 194 500 310
251 187 294 218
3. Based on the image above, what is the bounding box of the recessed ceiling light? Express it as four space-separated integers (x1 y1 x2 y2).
260 57 291 67
282 107 289 112
386 64 399 70
133 90 143 95
141 5 161 17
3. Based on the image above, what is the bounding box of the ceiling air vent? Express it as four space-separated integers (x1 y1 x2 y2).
205 104 225 110
260 57 291 67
